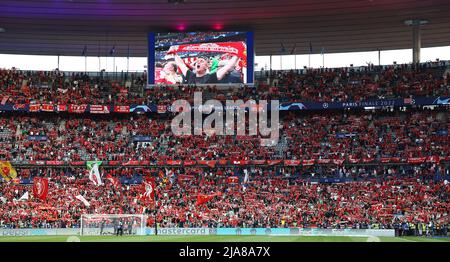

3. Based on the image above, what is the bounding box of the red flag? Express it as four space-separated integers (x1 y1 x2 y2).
57 104 68 112
205 160 217 168
106 174 121 188
169 42 247 61
32 177 48 201
196 193 221 206
227 176 239 184
90 105 110 114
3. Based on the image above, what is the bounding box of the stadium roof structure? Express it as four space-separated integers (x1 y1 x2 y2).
0 0 449 57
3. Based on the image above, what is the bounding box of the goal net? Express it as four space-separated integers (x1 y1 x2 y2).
80 214 147 236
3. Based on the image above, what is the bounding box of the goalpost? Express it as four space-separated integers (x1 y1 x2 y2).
80 214 147 236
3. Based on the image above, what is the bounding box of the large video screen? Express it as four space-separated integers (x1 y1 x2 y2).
148 31 254 86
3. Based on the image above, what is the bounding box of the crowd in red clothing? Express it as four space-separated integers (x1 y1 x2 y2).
0 62 449 234
0 109 447 162
1 61 449 107
0 165 449 233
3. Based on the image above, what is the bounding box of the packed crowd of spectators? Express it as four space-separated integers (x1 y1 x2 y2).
1 61 449 107
0 62 449 234
0 165 449 235
0 69 146 105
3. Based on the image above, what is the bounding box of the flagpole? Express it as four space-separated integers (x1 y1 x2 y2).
322 53 324 68
127 44 130 78
85 55 87 74
309 54 311 68
154 180 158 236
294 55 297 70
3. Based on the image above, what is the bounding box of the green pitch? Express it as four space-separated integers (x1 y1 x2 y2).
0 235 449 242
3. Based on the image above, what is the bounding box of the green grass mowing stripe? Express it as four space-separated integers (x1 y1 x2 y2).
401 236 450 242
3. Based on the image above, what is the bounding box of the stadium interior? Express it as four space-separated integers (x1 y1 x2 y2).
0 0 449 242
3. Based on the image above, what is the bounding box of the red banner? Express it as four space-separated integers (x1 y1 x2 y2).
227 176 239 184
251 160 266 165
170 41 247 60
205 160 217 168
332 159 345 166
41 104 54 112
178 174 195 180
108 161 120 166
114 105 130 113
90 105 110 114
390 157 401 163
232 160 249 165
29 104 40 112
348 157 360 164
46 161 64 165
33 177 48 201
362 158 375 163
407 157 426 164
302 159 315 166
380 158 391 163
167 160 182 166
267 160 282 166
198 160 217 167
123 160 140 166
426 156 440 164
69 104 88 113
184 160 196 166
218 160 228 165
284 160 301 166
57 104 67 112
317 159 331 164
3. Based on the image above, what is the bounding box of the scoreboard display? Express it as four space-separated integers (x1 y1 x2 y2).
148 31 254 86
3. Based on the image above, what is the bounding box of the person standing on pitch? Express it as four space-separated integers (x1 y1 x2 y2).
117 220 124 236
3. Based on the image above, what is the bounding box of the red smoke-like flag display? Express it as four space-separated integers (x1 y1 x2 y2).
196 192 222 206
106 174 121 188
33 177 48 201
168 42 247 61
